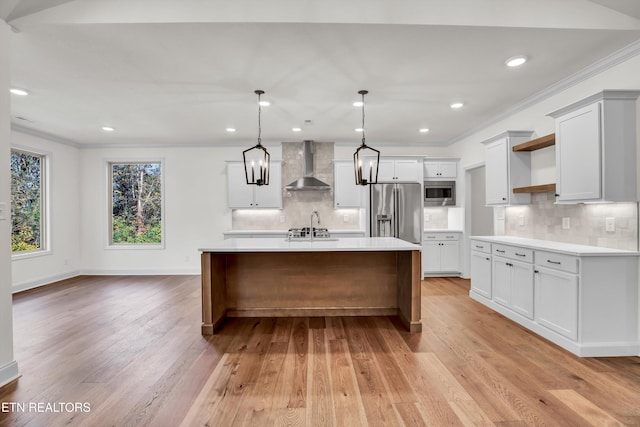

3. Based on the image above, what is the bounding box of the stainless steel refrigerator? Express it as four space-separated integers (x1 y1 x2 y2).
369 183 422 244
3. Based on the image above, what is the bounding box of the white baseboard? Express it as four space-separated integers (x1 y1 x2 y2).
12 269 200 293
79 268 200 276
12 270 81 294
0 360 20 389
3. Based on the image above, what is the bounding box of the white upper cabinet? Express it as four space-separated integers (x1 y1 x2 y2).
227 161 282 208
376 158 421 182
548 90 640 203
481 131 533 206
424 161 457 180
334 161 363 208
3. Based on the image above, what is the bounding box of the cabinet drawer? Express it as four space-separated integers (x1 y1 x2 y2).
535 251 579 273
425 233 460 241
470 240 491 254
493 244 533 263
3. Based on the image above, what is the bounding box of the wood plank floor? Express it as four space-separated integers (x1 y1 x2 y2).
1 275 640 426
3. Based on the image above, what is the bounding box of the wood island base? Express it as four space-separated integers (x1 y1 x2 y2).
201 249 422 334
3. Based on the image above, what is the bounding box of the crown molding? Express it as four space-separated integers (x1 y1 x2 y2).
446 38 640 146
11 123 83 148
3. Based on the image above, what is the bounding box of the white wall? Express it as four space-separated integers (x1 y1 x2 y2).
79 145 279 273
0 20 19 388
11 132 81 292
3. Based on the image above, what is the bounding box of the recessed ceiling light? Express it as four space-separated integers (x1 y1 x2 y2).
292 127 302 132
258 100 270 107
353 101 364 107
419 128 430 133
505 55 527 67
450 102 464 109
102 126 115 132
355 128 364 132
226 127 236 132
10 88 29 96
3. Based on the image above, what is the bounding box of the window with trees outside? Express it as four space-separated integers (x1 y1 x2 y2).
109 162 163 246
11 149 47 254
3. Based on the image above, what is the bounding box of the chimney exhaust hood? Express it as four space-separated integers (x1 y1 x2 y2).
285 140 331 191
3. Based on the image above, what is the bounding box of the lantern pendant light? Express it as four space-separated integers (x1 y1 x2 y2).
243 90 270 186
353 90 380 185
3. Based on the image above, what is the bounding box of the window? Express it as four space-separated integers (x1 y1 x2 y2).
109 162 163 246
11 149 47 254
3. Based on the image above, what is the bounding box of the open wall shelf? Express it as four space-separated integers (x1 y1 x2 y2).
512 133 555 152
513 183 556 194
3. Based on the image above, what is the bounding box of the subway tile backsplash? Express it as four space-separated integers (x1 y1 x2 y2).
505 192 638 251
232 142 362 230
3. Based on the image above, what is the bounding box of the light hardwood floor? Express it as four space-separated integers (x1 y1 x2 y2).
1 275 640 426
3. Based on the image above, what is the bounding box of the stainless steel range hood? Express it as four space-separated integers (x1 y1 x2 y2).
285 140 331 191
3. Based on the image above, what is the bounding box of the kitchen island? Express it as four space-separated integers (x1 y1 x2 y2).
199 237 422 334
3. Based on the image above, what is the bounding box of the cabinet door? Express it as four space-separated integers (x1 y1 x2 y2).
334 161 362 207
492 256 511 308
422 241 441 273
485 138 509 205
470 251 492 298
437 162 457 179
254 162 282 208
510 260 534 319
423 162 440 179
556 102 602 202
440 241 460 272
377 159 396 182
534 266 579 340
395 159 420 182
227 162 255 208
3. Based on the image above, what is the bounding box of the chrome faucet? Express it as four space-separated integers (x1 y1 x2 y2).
310 211 320 241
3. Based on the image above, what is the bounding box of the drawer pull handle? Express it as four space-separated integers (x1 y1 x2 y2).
534 270 539 273
515 253 526 257
496 249 505 253
475 245 484 249
506 262 513 267
547 260 561 265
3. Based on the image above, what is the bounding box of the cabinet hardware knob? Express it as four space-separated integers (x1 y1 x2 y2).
502 197 507 200
486 257 490 261
534 270 539 273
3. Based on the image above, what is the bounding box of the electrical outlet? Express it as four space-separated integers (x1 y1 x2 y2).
605 217 615 232
518 215 525 226
343 214 349 223
425 214 430 221
562 217 570 230
280 215 286 223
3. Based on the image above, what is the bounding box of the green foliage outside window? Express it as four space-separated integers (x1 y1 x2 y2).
11 150 44 253
110 163 162 244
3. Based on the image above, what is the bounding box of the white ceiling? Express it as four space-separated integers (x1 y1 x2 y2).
4 0 640 147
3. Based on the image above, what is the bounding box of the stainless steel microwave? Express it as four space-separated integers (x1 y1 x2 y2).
424 181 456 206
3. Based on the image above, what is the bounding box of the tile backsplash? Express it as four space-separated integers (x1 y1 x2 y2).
505 193 638 251
232 141 362 230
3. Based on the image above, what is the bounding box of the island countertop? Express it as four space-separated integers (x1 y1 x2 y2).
199 237 421 253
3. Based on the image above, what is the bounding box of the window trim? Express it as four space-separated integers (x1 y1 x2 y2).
105 158 165 250
10 146 51 260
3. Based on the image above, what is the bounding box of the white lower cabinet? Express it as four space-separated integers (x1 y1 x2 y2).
492 256 534 319
534 266 578 340
422 232 460 274
469 237 639 357
470 250 492 298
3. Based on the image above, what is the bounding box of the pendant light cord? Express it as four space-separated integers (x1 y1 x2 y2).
361 92 366 146
257 92 262 146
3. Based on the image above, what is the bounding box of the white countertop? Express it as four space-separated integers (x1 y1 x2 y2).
223 229 366 235
471 235 639 257
424 229 463 233
200 237 421 253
